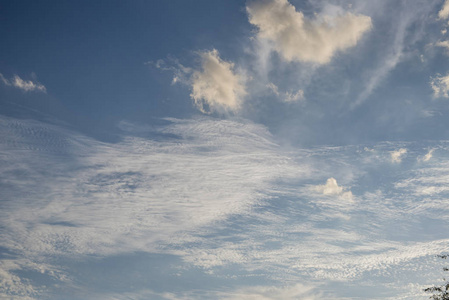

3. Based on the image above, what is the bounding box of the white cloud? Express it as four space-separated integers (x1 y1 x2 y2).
267 82 304 102
390 148 407 163
0 73 10 86
0 73 46 93
436 40 449 53
246 0 372 64
0 115 304 259
312 177 353 201
430 73 449 98
3 117 449 299
439 0 449 19
418 148 435 162
218 284 321 300
147 58 192 85
190 49 246 113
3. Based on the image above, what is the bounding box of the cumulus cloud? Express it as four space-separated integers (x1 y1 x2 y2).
439 0 449 19
312 177 353 201
190 49 246 113
0 73 46 93
246 0 372 64
436 40 449 53
430 73 449 98
390 148 407 163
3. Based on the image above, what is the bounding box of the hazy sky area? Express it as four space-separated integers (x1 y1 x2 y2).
2 0 449 299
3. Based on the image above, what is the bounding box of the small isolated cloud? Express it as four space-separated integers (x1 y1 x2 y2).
430 73 449 98
246 0 372 64
439 0 449 19
313 177 353 201
390 148 407 163
190 49 246 113
0 73 46 93
418 148 435 162
436 40 449 54
267 82 304 102
147 58 192 85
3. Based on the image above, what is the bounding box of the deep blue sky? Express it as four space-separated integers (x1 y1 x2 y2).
2 1 449 299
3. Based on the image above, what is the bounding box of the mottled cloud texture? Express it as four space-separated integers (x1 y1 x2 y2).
431 73 449 98
246 0 372 64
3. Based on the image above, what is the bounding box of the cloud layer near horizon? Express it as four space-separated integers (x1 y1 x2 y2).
2 116 449 299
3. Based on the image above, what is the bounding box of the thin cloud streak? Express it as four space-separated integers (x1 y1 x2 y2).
0 73 46 93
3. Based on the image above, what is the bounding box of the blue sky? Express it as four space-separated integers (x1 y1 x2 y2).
2 0 449 299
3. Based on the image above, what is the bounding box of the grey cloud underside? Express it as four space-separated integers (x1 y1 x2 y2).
1 116 449 299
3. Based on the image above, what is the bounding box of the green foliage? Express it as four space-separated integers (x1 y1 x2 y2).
424 255 449 300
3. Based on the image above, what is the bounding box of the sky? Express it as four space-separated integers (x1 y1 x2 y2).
2 0 449 299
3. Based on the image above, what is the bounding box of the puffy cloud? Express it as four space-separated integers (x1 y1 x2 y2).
246 0 372 64
190 49 246 113
430 73 449 98
390 148 407 163
436 40 449 53
439 0 449 19
0 73 46 93
313 177 353 201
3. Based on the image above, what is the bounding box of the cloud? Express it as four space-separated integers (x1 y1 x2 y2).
246 0 372 64
3 116 449 298
218 284 321 300
147 58 192 85
0 114 303 261
0 73 46 93
390 148 407 163
430 73 449 98
190 49 246 113
267 82 304 102
436 40 449 53
439 0 449 19
418 148 435 162
312 177 353 201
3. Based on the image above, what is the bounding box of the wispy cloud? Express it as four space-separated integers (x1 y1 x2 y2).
267 82 304 103
418 148 435 162
246 0 372 64
0 73 46 93
2 116 449 298
218 284 321 300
